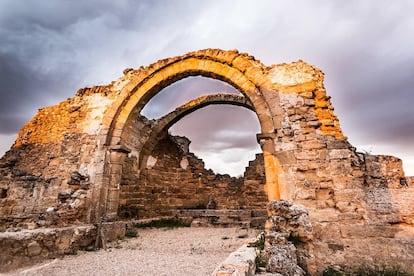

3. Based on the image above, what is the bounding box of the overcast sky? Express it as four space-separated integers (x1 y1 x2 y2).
0 0 413 176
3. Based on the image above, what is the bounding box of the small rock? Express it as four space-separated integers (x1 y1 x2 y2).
27 241 42 257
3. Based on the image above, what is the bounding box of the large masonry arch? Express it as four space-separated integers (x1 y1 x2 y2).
116 94 265 220
2 48 413 273
97 49 284 220
138 93 255 172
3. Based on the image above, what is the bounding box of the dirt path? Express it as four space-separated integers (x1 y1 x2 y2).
5 227 260 276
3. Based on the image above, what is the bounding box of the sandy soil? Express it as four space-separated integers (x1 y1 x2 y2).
5 227 260 276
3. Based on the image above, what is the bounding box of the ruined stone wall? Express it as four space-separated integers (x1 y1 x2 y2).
0 225 96 273
1 49 414 273
265 70 414 272
0 139 94 231
118 134 267 219
0 86 116 230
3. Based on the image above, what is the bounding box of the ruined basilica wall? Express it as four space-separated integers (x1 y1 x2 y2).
263 62 414 272
118 134 267 220
0 86 121 229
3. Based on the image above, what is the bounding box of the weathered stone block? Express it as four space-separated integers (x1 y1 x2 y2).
309 208 339 222
295 188 316 200
212 244 256 276
265 244 305 275
27 241 42 257
329 149 352 160
301 140 326 150
315 188 334 200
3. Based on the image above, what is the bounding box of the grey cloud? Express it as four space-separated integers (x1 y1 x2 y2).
325 54 414 147
0 54 42 133
0 0 164 32
0 52 82 133
170 105 260 155
199 135 259 152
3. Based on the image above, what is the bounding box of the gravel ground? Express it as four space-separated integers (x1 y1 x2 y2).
5 227 260 276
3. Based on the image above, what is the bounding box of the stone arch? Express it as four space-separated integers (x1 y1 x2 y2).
105 50 276 145
97 49 282 221
138 93 256 172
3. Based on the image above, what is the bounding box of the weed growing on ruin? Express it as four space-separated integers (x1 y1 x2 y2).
255 254 267 269
247 232 265 251
323 267 343 276
125 228 138 238
288 233 302 246
247 232 267 271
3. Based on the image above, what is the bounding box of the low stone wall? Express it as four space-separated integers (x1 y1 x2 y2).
0 225 96 273
0 221 129 273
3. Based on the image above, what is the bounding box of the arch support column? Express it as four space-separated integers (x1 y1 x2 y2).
257 132 281 201
104 146 130 221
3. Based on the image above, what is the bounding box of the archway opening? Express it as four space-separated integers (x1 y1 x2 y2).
101 50 282 222
116 77 268 225
141 76 260 177
169 105 261 177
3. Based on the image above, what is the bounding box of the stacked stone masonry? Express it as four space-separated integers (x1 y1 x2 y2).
0 225 96 272
0 48 413 274
118 134 267 219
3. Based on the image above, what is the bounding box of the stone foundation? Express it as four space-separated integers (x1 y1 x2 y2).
0 225 96 273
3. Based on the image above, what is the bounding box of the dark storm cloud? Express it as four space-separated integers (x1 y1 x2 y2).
0 0 167 32
0 45 84 133
0 0 219 133
299 1 414 151
0 54 32 133
324 48 414 147
0 0 206 130
0 53 67 133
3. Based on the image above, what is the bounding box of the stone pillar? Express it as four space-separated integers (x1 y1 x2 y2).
104 146 129 221
257 133 280 200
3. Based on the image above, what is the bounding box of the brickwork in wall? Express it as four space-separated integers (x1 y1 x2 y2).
118 134 267 219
